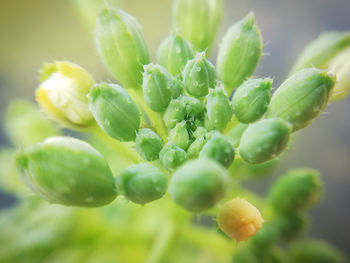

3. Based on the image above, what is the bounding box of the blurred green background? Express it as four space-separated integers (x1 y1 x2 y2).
0 0 349 258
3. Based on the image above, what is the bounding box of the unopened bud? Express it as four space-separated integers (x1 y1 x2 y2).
159 142 188 171
168 121 190 150
135 128 163 161
206 88 232 131
329 47 350 100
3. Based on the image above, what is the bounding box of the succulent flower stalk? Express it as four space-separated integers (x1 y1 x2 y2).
182 52 217 98
217 198 264 241
14 137 117 207
95 8 150 89
239 118 292 164
232 78 272 123
89 83 140 142
172 0 223 54
217 12 263 94
36 61 94 129
157 33 194 76
116 163 168 205
266 68 335 131
169 159 228 212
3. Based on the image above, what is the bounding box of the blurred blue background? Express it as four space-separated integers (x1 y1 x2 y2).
0 0 349 258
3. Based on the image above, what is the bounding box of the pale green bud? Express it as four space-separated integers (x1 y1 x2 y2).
169 159 228 212
239 118 292 164
225 123 248 148
173 0 223 53
268 169 322 214
288 240 346 263
15 137 117 207
199 133 235 168
116 163 168 204
157 33 194 76
182 52 217 97
95 8 150 89
4 100 60 147
159 142 188 171
266 68 335 131
187 136 206 159
168 121 190 150
89 83 140 141
329 47 350 100
206 88 232 131
163 98 187 129
232 78 272 123
135 128 163 161
36 61 94 129
290 31 350 73
193 126 207 138
217 12 263 93
142 63 173 112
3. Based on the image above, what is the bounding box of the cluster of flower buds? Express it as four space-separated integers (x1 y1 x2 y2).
12 0 349 246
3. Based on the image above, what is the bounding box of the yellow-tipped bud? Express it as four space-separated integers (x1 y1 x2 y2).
36 61 94 129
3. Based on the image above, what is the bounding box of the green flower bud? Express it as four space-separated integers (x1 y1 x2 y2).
142 63 173 112
275 213 309 241
225 123 249 148
173 0 223 53
266 68 335 131
95 8 150 89
89 83 140 141
181 95 205 117
329 47 350 101
135 128 163 161
288 240 346 263
239 118 292 164
116 163 168 204
170 77 184 99
217 198 263 241
290 31 350 73
4 100 60 147
36 61 94 129
182 52 217 97
15 137 117 207
268 169 323 214
169 159 228 212
206 88 232 131
232 78 272 123
163 98 187 129
157 33 194 76
193 126 207 138
187 136 206 159
217 12 263 93
159 142 188 171
169 121 190 150
248 222 280 251
199 133 235 168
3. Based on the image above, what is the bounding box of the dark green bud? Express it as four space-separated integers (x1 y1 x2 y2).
142 63 173 112
173 0 223 53
89 83 140 141
187 136 206 159
217 12 263 93
169 159 228 212
116 163 168 204
182 52 217 97
275 213 309 241
290 31 350 73
232 78 272 123
95 8 150 89
163 98 187 129
199 133 235 168
288 240 346 263
135 128 163 161
225 123 248 148
157 33 194 76
168 121 190 150
239 118 292 164
266 68 335 131
268 169 323 214
159 142 188 171
15 137 117 207
206 88 233 131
